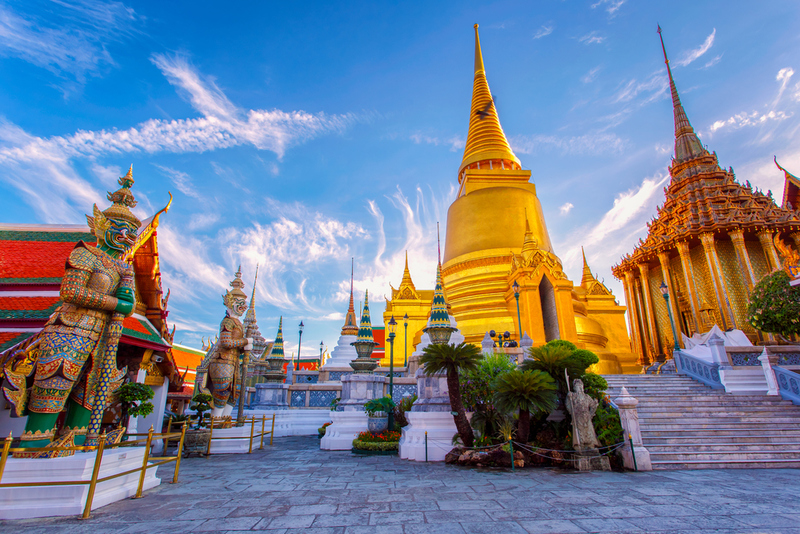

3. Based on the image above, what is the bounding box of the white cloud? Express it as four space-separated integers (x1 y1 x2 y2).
0 1 139 85
533 25 553 40
708 110 792 134
560 202 574 215
511 132 627 156
612 72 667 104
581 66 601 84
153 164 203 200
591 0 626 15
702 54 723 69
674 29 716 68
0 53 363 222
409 132 464 152
579 32 605 45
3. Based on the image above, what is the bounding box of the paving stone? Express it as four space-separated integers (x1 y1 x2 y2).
404 523 467 534
517 519 586 533
195 517 261 531
462 520 529 534
571 518 644 532
425 510 492 523
369 511 424 524
258 515 316 530
311 513 370 527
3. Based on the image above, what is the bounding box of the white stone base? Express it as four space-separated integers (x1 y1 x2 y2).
0 447 160 519
399 411 458 462
209 425 255 454
246 409 333 437
622 445 652 471
320 411 367 450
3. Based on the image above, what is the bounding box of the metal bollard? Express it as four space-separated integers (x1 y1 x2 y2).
629 433 638 472
82 432 107 519
509 441 515 472
425 431 428 462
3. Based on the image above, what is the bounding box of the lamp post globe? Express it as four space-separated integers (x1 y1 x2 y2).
319 340 324 367
387 316 398 430
296 320 304 371
403 313 409 367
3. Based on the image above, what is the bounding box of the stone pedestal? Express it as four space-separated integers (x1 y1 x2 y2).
0 447 160 519
319 411 368 450
575 451 611 471
614 386 652 471
252 383 290 409
399 412 458 462
319 373 386 451
411 368 451 411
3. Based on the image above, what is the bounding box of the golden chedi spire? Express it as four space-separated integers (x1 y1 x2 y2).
581 246 595 287
459 24 521 178
400 251 416 291
520 210 538 258
658 26 706 164
341 258 358 336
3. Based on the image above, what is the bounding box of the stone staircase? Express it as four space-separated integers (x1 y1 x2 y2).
603 374 800 469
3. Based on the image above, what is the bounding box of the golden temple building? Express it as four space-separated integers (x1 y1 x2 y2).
611 29 800 366
384 25 638 374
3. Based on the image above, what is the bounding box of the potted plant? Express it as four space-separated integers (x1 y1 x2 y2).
184 393 213 456
117 382 155 436
364 396 395 433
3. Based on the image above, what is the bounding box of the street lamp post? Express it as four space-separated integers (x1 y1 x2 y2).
512 280 522 342
387 316 398 430
403 313 408 368
296 321 304 371
660 281 680 351
319 340 324 368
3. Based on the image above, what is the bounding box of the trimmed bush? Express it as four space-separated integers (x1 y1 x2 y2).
570 349 600 373
352 439 399 451
748 270 800 337
545 339 578 352
581 373 608 401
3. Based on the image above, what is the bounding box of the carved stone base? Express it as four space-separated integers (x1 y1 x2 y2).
319 411 367 450
399 411 458 462
575 450 611 471
252 383 290 409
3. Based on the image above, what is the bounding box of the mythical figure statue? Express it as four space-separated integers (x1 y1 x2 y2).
565 378 601 451
196 268 253 417
1 168 141 450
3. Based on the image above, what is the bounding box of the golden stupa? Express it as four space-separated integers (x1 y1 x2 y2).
384 25 638 374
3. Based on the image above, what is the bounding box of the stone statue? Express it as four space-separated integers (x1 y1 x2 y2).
565 378 600 451
1 167 141 450
197 268 253 417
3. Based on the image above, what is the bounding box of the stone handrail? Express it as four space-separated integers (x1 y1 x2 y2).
725 347 764 367
673 350 724 389
773 366 800 405
613 387 651 471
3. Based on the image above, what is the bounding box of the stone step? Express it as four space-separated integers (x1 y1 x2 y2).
638 410 800 418
643 428 800 437
649 450 800 461
646 443 800 452
638 416 800 425
632 399 792 406
647 435 800 444
652 458 800 469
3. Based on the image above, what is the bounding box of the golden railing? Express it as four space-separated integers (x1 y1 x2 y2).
0 424 187 520
205 415 275 455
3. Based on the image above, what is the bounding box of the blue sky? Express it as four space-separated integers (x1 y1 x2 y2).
2 0 800 356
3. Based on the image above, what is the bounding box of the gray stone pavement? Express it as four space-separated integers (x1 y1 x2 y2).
4 436 800 533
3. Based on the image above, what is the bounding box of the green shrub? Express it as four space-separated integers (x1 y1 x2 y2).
545 339 578 352
318 422 332 437
460 352 517 412
352 439 399 451
748 270 800 337
581 373 608 401
189 393 213 428
594 403 623 447
356 430 401 442
393 394 417 428
118 382 154 425
570 349 600 373
364 396 395 417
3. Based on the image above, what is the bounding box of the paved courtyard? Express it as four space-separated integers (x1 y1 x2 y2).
4 436 800 533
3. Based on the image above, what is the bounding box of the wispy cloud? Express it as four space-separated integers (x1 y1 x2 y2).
612 72 667 104
511 132 627 156
582 66 601 84
153 164 203 200
409 132 465 152
591 0 626 15
702 54 722 69
533 25 553 40
0 53 364 222
579 31 605 45
0 1 139 87
674 29 716 67
560 202 574 215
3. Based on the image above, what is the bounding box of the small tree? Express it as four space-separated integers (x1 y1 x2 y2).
118 382 154 426
189 393 213 429
420 342 482 447
748 270 800 339
492 369 557 442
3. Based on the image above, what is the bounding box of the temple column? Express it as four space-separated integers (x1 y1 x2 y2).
700 232 733 330
729 229 757 292
758 230 782 272
657 250 683 347
633 276 652 366
676 241 700 333
637 263 662 357
623 271 644 362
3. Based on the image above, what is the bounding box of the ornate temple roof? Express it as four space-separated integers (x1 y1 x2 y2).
459 24 521 177
581 248 612 296
389 251 422 302
777 157 800 210
612 29 800 276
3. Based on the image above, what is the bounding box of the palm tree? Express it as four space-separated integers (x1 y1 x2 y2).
493 369 557 442
420 342 482 447
521 344 584 398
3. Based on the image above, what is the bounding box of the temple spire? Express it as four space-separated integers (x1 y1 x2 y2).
657 25 706 164
581 247 595 287
521 210 537 257
341 258 358 336
399 251 416 291
459 24 521 177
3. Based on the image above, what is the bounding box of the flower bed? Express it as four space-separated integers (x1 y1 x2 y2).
352 430 400 453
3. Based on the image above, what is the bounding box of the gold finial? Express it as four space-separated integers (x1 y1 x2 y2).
474 24 484 73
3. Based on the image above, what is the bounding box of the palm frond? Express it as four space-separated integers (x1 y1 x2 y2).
420 342 482 377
